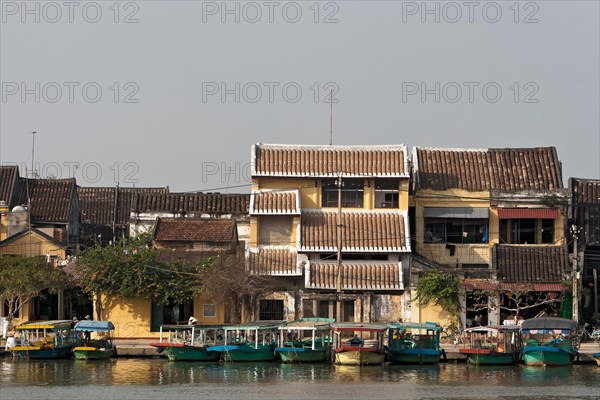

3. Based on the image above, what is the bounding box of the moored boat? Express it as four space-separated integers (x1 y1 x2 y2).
10 320 79 359
459 325 521 365
386 322 442 364
208 321 284 362
73 320 116 360
275 318 334 363
150 324 223 361
520 317 578 366
593 352 600 366
331 322 386 366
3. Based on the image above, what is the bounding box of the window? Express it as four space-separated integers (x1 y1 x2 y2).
343 301 355 322
318 300 331 319
322 179 364 208
151 300 194 332
500 219 554 244
375 180 399 208
303 300 315 318
425 218 489 244
203 304 216 318
259 300 284 320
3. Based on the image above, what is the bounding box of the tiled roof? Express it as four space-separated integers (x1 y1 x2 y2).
250 190 300 215
307 262 402 290
153 218 235 242
78 187 169 226
247 248 300 275
413 147 563 191
301 211 409 252
23 178 76 223
494 244 567 283
132 193 249 214
570 178 600 205
0 165 22 206
461 279 565 292
252 144 408 178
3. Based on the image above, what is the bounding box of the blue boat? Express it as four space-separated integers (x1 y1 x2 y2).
10 320 80 359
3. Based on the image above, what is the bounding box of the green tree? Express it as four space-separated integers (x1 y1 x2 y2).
198 253 275 323
414 269 462 324
0 256 68 321
75 233 206 320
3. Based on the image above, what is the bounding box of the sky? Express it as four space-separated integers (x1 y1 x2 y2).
1 1 598 192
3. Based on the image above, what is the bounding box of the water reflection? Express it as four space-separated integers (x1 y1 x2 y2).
1 358 599 400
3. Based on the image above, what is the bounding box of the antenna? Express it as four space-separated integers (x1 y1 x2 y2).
329 89 333 146
30 131 38 178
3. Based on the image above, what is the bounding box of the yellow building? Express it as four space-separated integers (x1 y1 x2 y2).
411 147 569 327
247 144 412 323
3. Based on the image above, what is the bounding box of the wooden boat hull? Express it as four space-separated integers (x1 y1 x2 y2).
334 349 385 366
150 343 220 362
10 344 75 359
522 346 575 366
276 348 327 363
73 346 113 360
459 349 519 365
387 349 441 364
221 344 276 362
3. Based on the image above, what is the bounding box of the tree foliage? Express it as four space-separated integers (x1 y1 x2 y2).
75 233 206 319
0 256 68 321
414 269 462 321
198 253 276 323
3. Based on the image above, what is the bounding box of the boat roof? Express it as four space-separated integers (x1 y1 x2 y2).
464 325 520 334
15 320 72 330
520 317 577 331
331 322 387 332
160 324 224 330
74 320 115 332
279 318 335 331
388 322 441 331
223 320 285 330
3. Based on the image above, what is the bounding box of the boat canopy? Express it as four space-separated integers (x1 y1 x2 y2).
388 322 442 331
159 324 224 330
278 318 334 331
464 325 519 334
331 322 387 332
223 321 285 331
74 321 115 332
520 317 577 334
15 320 71 330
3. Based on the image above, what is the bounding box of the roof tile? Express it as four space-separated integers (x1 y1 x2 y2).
153 218 235 242
308 262 402 290
494 244 567 283
247 248 299 275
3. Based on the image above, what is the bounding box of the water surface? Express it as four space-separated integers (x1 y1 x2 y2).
1 359 599 400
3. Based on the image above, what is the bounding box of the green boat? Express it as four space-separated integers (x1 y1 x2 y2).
150 324 223 361
275 318 334 363
386 322 442 364
459 326 521 365
208 321 284 362
520 317 578 366
73 320 116 360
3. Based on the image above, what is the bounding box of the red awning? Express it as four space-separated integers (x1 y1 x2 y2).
497 208 558 219
461 279 566 292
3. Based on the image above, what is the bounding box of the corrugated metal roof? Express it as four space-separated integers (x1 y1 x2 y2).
497 208 559 219
301 211 409 252
247 248 300 275
413 147 563 191
250 190 300 215
307 262 402 291
252 144 408 178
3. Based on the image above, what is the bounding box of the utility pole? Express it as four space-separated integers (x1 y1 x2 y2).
572 225 579 323
336 175 343 321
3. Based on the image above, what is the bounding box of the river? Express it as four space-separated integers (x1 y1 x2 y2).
1 359 599 400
